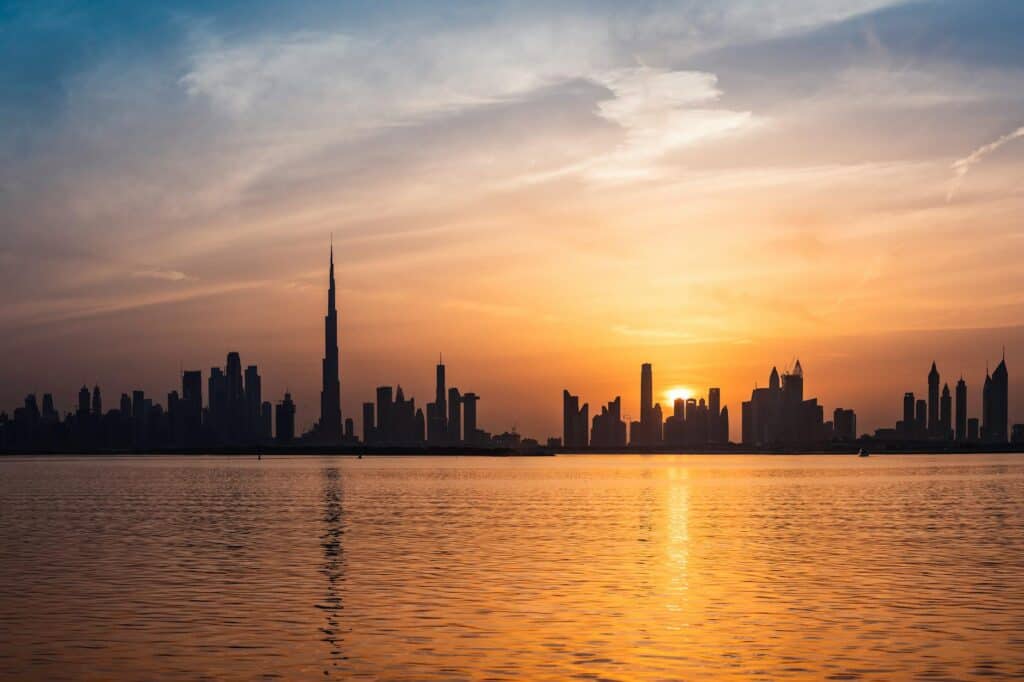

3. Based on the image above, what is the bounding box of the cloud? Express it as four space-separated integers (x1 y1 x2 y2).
132 268 191 281
585 67 755 182
947 125 1024 200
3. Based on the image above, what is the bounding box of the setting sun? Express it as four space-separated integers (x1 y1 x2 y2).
664 387 694 404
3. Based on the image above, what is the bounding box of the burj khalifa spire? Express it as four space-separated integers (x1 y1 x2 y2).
319 238 342 441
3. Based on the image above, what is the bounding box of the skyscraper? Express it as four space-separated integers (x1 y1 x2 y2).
940 383 952 440
427 360 448 443
708 388 721 443
988 354 1009 443
319 241 342 442
244 365 262 440
275 393 296 443
91 386 102 416
226 352 244 440
635 363 660 446
928 362 940 437
77 386 90 416
447 387 462 443
563 390 588 449
462 393 479 444
955 377 967 442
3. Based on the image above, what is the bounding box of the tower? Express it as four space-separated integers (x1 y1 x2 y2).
991 353 1009 443
708 387 721 443
955 377 967 442
319 240 342 441
639 363 655 444
940 383 952 440
928 362 940 437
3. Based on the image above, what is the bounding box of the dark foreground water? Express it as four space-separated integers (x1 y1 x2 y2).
1 455 1023 681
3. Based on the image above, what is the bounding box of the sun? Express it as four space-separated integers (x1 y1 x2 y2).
664 386 694 403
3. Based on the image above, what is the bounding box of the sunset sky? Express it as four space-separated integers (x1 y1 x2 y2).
2 0 1023 439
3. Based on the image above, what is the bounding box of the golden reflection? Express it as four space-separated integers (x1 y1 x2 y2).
664 463 691 625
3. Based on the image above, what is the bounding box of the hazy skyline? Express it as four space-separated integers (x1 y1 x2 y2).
2 0 1023 439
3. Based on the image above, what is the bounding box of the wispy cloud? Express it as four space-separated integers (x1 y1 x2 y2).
947 125 1024 201
132 268 191 281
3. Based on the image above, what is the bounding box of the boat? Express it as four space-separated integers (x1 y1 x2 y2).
858 448 870 457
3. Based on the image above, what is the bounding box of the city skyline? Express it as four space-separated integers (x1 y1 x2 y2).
2 243 1020 450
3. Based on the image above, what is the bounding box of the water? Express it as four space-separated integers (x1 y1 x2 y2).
1 454 1023 681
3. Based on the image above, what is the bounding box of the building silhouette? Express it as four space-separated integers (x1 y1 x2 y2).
928 362 940 436
877 358 1013 445
276 393 296 443
591 397 627 447
983 355 1009 442
742 361 829 446
562 390 589 449
316 242 343 443
940 383 952 439
955 377 967 442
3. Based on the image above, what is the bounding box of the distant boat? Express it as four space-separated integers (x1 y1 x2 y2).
858 448 870 457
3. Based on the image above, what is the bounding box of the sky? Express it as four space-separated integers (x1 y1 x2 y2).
2 0 1023 440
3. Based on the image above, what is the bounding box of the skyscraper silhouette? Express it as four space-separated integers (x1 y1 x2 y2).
276 392 296 443
708 388 721 443
462 392 479 444
986 354 1009 442
940 383 952 439
928 362 940 436
319 241 343 442
562 390 588 448
955 377 967 442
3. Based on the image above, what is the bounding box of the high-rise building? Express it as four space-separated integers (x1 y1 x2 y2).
833 408 857 441
985 355 1009 442
562 390 588 449
225 352 244 440
955 378 967 442
275 393 296 443
634 363 662 446
261 402 273 441
927 362 940 436
244 365 262 439
742 361 827 446
41 394 57 423
376 386 393 441
915 399 927 434
427 360 448 443
463 393 479 444
91 386 102 416
448 387 462 443
708 388 722 443
209 366 229 439
902 392 915 436
940 383 952 440
77 386 90 416
319 242 342 442
967 417 980 442
591 397 627 448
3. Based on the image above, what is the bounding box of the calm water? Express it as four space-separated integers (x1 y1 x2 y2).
1 455 1023 681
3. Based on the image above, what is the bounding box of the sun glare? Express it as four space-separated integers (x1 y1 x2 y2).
664 386 693 403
